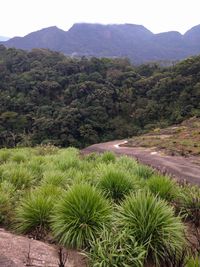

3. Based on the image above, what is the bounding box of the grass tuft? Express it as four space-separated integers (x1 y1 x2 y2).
118 190 185 265
51 183 112 248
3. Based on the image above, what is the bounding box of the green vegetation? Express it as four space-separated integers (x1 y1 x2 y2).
117 191 185 265
0 45 200 148
126 117 200 158
0 146 199 266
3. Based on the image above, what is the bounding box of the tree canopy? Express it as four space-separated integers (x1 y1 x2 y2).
0 45 200 148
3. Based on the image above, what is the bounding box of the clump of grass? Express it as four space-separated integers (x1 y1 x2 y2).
11 152 27 163
101 151 116 163
134 164 154 179
51 183 112 249
98 169 138 203
55 151 80 171
34 144 59 155
87 227 146 267
15 185 62 237
0 181 15 224
146 175 179 201
2 165 34 189
180 185 200 227
117 155 138 171
118 190 185 265
186 255 200 267
42 170 68 187
0 149 11 163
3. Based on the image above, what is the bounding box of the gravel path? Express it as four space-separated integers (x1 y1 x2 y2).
82 140 200 185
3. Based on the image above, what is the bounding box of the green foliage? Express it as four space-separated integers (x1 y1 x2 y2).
118 191 185 265
134 164 154 180
101 151 116 164
15 185 62 236
87 228 146 267
98 169 137 203
1 46 200 148
0 181 16 223
186 255 200 267
11 152 27 163
51 183 112 248
0 149 11 163
146 175 179 201
2 164 34 189
179 184 200 227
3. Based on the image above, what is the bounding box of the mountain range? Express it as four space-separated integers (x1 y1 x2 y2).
0 36 10 41
1 23 200 63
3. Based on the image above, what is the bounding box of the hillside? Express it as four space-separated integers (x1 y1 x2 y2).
125 117 200 160
2 23 200 63
0 45 200 148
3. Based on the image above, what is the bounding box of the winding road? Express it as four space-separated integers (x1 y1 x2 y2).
82 140 200 185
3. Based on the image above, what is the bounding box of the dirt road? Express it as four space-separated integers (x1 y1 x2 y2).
82 140 200 185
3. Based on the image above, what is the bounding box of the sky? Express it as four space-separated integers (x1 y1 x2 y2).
1 0 200 37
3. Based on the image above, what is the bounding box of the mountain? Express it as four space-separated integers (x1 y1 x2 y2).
0 36 10 41
2 23 200 63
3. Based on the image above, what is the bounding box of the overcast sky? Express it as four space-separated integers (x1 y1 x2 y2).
1 0 200 37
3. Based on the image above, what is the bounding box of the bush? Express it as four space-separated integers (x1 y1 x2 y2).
51 184 112 248
118 191 185 265
15 185 62 237
146 175 179 201
87 228 146 267
98 169 137 203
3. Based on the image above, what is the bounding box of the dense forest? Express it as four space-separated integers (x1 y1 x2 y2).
0 44 200 148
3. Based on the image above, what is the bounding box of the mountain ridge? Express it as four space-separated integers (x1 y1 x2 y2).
2 23 200 63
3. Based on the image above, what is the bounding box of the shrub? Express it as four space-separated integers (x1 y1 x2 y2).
87 228 146 267
15 185 62 237
98 169 137 203
146 175 179 201
118 191 185 265
51 184 112 248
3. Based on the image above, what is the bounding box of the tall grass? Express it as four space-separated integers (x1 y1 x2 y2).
118 190 185 265
98 168 138 203
15 185 63 237
134 164 154 180
146 175 179 201
51 184 112 248
101 151 116 163
2 164 34 189
87 227 146 267
0 149 11 163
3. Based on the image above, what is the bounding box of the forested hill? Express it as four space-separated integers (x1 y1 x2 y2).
0 45 200 148
2 23 200 63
